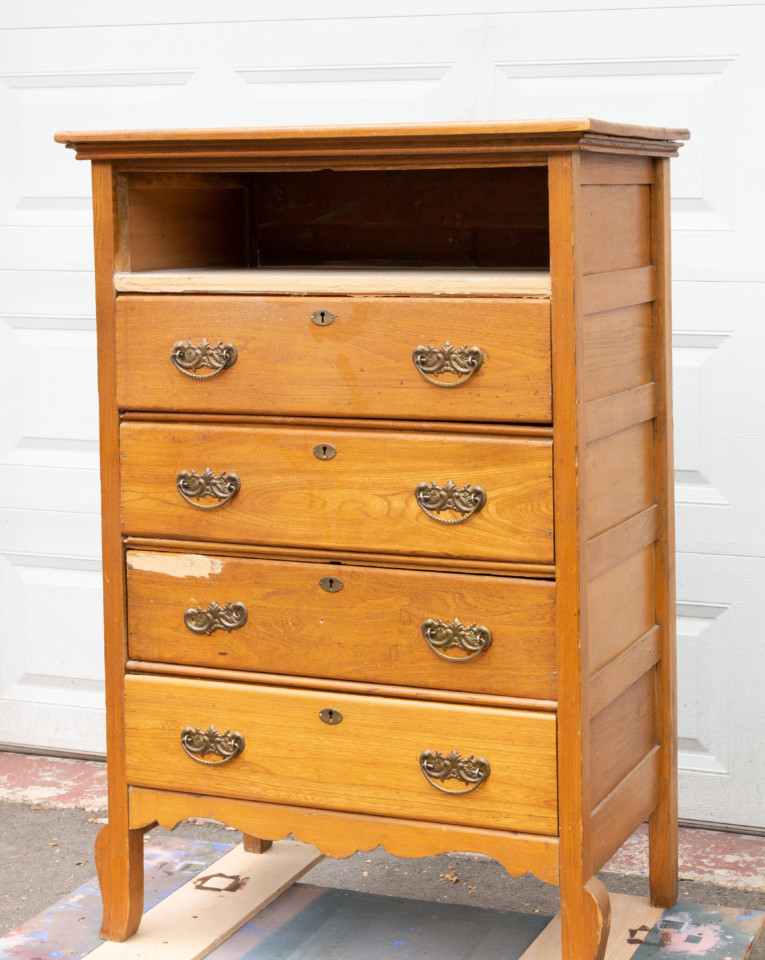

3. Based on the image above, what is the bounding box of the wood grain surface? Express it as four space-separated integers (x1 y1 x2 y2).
124 675 559 835
129 786 561 884
582 303 652 404
115 293 552 421
588 545 656 675
590 670 658 808
87 841 322 960
580 185 651 276
126 550 557 699
584 421 655 539
119 422 554 563
115 267 553 296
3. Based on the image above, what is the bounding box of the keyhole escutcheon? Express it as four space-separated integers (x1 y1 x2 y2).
310 309 336 327
313 443 337 461
319 575 344 593
319 708 343 725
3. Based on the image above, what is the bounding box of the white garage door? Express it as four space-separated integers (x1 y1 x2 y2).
1 1 763 828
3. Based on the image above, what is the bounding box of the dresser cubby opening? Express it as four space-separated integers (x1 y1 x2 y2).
119 166 550 278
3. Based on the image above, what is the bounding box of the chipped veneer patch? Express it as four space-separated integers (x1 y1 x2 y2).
127 551 224 578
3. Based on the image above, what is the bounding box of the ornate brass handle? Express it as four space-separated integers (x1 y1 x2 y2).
171 339 238 380
180 726 245 765
412 342 484 387
419 749 491 795
414 480 486 524
421 618 493 662
177 468 241 509
184 601 248 635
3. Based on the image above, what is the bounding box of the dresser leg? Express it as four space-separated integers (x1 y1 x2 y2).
561 877 611 960
648 798 678 908
95 822 147 941
242 834 273 854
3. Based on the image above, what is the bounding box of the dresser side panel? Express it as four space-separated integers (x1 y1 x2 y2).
578 153 676 892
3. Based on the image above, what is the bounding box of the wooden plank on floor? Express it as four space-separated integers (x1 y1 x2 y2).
85 840 322 960
519 894 664 960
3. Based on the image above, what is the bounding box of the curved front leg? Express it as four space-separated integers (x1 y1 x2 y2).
95 822 151 941
561 877 611 960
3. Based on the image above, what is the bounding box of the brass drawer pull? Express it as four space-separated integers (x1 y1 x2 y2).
180 725 245 765
414 480 486 524
421 618 493 662
184 601 248 635
412 342 484 387
177 468 241 509
171 339 238 380
419 749 491 795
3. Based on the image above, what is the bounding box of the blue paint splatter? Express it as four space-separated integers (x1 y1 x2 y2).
395 942 404 947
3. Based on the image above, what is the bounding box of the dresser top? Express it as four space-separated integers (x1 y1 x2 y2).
54 118 689 163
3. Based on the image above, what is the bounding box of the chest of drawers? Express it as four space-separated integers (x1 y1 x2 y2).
56 119 688 960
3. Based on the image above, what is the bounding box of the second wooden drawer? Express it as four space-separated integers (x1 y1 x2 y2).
126 550 557 700
120 423 554 564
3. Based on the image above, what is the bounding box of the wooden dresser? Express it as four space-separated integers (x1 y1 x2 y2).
56 120 688 960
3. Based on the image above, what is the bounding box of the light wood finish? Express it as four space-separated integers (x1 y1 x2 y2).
127 186 248 272
120 412 554 438
647 157 679 909
120 423 555 563
116 294 552 422
126 660 558 713
64 120 682 955
588 545 656 675
123 535 557 579
90 161 145 943
589 626 661 717
126 551 557 699
115 267 552 296
549 150 611 960
585 422 655 538
124 675 559 834
586 506 659 581
87 841 322 960
582 303 652 403
581 266 654 315
590 747 661 874
578 153 654 185
520 893 664 960
54 118 690 167
580 186 651 275
590 670 657 807
585 383 657 444
128 787 561 884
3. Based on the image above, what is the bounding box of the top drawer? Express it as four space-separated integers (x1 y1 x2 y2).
115 295 551 423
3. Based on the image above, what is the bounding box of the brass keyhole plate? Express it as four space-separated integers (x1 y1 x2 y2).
319 575 344 593
313 443 337 460
319 708 343 725
310 309 336 327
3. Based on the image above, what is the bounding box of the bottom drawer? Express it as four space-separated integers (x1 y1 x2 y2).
124 675 558 836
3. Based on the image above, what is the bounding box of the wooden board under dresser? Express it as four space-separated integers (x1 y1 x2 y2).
55 119 688 960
